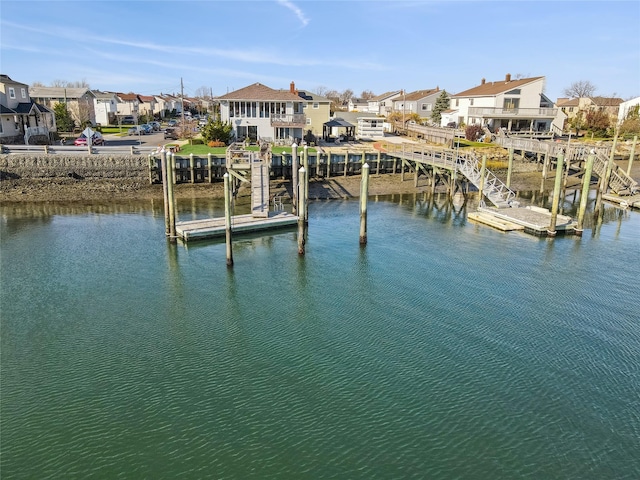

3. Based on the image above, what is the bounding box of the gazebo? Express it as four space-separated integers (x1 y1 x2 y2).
322 118 355 142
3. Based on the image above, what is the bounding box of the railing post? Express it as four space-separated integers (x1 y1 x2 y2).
506 148 514 188
208 153 213 183
627 135 636 177
548 154 565 237
190 153 195 183
576 154 595 236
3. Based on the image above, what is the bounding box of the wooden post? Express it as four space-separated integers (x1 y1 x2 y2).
377 150 381 175
148 155 154 184
478 155 487 206
603 134 618 194
540 152 549 193
160 151 170 236
297 167 306 255
291 142 298 214
343 150 348 177
189 153 195 183
506 147 514 188
548 154 565 237
224 173 233 267
326 152 331 179
360 163 370 245
207 153 213 183
166 152 177 242
627 135 637 177
303 145 309 179
401 159 405 182
576 154 595 236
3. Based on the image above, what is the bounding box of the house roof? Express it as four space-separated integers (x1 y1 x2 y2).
590 96 623 106
297 90 331 102
29 86 93 98
557 98 580 107
92 90 117 100
371 91 401 102
401 88 440 101
1 104 16 114
217 83 302 102
452 76 544 97
0 74 28 87
138 95 155 102
117 93 141 102
324 119 354 127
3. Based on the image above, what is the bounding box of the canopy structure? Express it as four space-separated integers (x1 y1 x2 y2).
323 118 355 141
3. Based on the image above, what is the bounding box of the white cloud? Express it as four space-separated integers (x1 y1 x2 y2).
277 0 309 27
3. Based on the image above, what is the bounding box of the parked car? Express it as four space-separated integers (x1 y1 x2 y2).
167 119 178 127
128 125 147 135
122 116 135 125
74 133 104 146
140 124 153 134
149 121 161 131
164 128 179 140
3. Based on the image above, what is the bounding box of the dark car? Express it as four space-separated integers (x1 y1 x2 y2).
164 128 179 140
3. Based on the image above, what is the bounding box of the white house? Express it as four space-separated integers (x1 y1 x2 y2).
445 74 557 132
617 96 640 124
392 88 441 122
216 82 306 143
92 90 118 126
367 91 402 116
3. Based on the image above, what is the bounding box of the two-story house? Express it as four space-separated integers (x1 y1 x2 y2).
92 90 118 126
442 74 557 133
216 82 307 143
368 91 402 116
348 98 370 113
0 74 56 144
115 92 141 121
392 88 441 123
296 87 332 141
557 96 623 130
29 85 96 127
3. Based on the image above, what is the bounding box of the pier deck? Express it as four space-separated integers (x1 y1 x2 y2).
602 192 640 210
474 205 577 235
176 212 298 241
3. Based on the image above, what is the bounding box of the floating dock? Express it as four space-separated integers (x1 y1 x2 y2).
470 205 577 236
175 212 298 241
602 192 640 210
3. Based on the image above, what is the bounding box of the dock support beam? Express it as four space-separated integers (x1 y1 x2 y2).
478 155 487 205
303 145 309 223
576 154 595 236
224 173 233 267
292 142 298 214
627 135 637 177
548 154 565 237
360 163 370 245
298 167 306 255
161 151 170 236
506 148 514 188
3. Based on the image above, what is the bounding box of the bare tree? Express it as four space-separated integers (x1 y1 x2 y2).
360 90 375 100
194 86 211 98
314 86 328 96
49 79 91 89
338 89 354 105
563 80 596 99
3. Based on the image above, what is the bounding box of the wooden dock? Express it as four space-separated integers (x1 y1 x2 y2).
602 192 640 210
471 205 577 235
175 212 298 241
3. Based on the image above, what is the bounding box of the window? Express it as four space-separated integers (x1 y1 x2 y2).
306 118 311 125
470 99 474 106
505 89 521 95
503 98 519 110
455 99 459 107
0 119 3 134
421 103 432 111
9 88 15 99
21 88 27 99
313 102 319 109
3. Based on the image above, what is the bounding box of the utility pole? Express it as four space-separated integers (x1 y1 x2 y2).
181 78 185 126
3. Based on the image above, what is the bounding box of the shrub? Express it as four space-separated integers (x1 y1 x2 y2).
465 124 483 141
208 140 226 147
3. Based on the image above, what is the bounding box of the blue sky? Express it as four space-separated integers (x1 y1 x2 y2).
1 0 639 101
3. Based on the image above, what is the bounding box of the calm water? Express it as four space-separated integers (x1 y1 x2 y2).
1 192 639 479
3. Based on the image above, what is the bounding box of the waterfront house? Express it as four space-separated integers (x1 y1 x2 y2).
138 95 157 120
348 98 370 113
296 88 332 141
443 74 557 133
324 111 384 140
368 90 402 116
115 92 141 122
29 85 96 127
617 96 640 125
216 82 308 144
392 88 441 124
0 74 56 144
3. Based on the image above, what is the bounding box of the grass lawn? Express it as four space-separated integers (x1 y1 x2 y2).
176 143 318 155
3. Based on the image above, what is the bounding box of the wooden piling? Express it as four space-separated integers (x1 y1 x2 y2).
189 153 195 183
208 153 213 183
326 153 331 179
224 173 233 267
292 143 298 214
160 151 170 236
576 154 595 236
627 135 637 177
343 150 348 177
478 155 487 205
298 167 306 255
166 153 177 242
548 154 565 236
506 148 514 188
377 150 381 175
303 146 309 223
360 163 370 245
540 152 549 194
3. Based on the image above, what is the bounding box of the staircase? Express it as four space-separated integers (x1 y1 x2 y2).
590 151 638 195
457 154 516 208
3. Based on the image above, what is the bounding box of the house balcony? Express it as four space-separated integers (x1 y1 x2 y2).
468 107 557 119
270 113 306 128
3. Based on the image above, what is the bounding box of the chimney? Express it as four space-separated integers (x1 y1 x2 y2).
505 73 511 82
481 78 486 85
290 81 296 94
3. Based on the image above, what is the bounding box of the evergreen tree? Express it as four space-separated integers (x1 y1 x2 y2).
53 102 75 132
200 118 233 144
431 90 450 126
